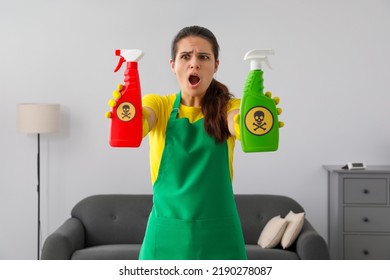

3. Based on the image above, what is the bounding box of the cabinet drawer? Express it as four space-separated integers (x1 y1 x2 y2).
344 234 390 259
344 207 390 232
343 178 387 204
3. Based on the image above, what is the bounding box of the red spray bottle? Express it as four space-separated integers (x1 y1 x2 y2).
109 49 144 147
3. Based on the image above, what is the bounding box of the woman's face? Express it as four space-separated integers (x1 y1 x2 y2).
170 36 219 103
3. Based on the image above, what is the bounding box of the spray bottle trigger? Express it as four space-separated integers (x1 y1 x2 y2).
263 57 272 70
114 56 125 72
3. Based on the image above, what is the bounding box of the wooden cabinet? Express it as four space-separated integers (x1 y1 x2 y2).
324 165 390 259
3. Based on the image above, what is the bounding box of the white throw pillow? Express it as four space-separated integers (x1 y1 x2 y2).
258 215 288 249
281 211 305 249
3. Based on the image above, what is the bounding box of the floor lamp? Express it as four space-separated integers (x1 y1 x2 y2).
17 103 60 260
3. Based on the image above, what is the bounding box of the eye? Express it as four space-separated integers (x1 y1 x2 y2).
199 54 210 60
180 53 190 60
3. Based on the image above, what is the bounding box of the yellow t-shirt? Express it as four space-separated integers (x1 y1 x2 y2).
142 93 240 185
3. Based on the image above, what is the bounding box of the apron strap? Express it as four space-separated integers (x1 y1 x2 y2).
169 91 181 121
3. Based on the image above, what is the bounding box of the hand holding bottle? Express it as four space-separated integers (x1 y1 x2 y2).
106 83 150 138
105 84 124 118
234 91 284 141
264 91 284 128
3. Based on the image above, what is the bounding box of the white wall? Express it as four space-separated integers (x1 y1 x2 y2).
1 0 390 259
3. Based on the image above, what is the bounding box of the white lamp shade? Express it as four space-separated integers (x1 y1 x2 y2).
17 103 60 134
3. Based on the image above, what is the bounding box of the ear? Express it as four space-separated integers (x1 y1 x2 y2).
170 59 175 74
214 59 220 73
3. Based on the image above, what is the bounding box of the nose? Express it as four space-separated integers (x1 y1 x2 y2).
190 57 200 69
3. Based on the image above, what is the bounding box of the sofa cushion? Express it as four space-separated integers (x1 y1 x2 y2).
71 195 152 246
281 211 305 249
71 244 142 260
235 195 304 244
257 215 287 249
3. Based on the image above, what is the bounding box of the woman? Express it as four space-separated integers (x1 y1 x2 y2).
108 26 255 259
138 26 247 260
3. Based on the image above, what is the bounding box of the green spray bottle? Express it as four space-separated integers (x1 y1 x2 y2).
240 49 279 152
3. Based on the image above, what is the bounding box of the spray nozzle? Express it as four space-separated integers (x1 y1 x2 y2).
244 49 275 70
114 49 144 72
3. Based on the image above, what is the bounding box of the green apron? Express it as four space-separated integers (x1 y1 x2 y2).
139 92 247 260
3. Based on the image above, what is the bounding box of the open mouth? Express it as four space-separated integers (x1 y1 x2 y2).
189 75 200 86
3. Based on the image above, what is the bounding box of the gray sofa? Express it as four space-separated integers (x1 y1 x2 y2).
41 194 329 260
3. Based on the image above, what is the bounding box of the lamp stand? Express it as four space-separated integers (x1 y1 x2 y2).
17 103 60 260
37 133 41 260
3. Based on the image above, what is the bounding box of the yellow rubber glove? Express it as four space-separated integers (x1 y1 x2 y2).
265 91 284 128
106 84 150 138
105 84 124 118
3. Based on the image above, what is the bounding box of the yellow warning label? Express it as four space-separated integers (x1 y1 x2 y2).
244 106 274 136
117 102 136 122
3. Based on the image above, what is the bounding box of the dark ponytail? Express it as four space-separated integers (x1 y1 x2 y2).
201 79 233 143
171 26 233 143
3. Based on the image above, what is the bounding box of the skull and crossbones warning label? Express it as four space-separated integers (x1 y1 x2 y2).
117 102 136 122
244 106 274 136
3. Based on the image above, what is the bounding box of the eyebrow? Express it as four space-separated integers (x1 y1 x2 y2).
179 51 212 56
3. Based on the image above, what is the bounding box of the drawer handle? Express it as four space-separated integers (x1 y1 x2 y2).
363 217 370 223
363 189 370 194
363 250 369 255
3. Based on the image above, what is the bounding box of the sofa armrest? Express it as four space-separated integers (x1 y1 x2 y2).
295 220 330 260
41 218 85 260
